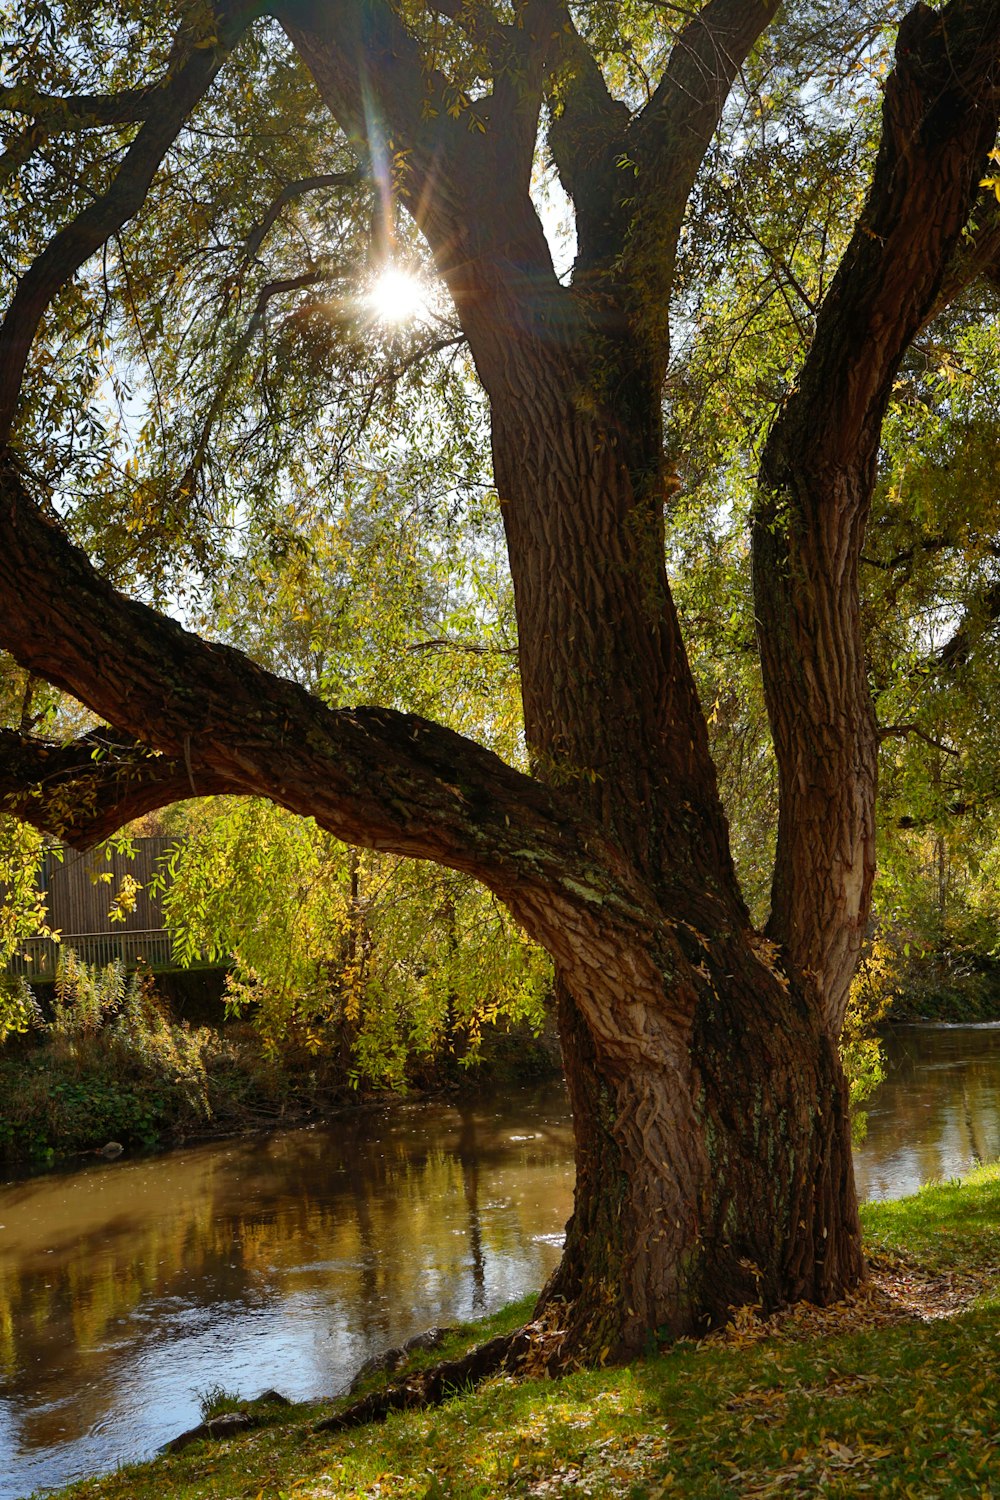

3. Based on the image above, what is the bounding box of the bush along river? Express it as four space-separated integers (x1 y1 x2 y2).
2 1026 1000 1499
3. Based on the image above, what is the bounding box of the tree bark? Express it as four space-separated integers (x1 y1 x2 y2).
474 326 864 1353
755 0 1000 1031
542 935 862 1355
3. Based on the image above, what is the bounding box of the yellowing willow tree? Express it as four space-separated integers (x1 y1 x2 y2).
2 0 1000 1358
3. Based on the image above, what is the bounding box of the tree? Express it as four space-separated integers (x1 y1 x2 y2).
1 0 1000 1360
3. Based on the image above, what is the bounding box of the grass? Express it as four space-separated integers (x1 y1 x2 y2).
47 1163 1000 1500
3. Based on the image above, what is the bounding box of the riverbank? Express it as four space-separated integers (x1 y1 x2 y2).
49 1163 1000 1500
0 970 560 1168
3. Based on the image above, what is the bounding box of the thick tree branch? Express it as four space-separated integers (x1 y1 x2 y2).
754 0 1000 1027
276 0 551 211
545 7 630 276
424 0 511 70
861 533 953 572
274 0 466 178
277 0 565 375
0 86 156 130
635 0 779 175
620 0 781 310
0 454 699 1030
0 1 257 444
545 0 779 360
767 1 1000 475
0 728 235 847
0 122 45 190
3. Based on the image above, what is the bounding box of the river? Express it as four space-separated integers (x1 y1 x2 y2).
2 1024 1000 1499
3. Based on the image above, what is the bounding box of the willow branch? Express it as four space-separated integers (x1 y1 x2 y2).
0 1 257 443
0 122 48 190
0 86 156 129
0 727 237 847
243 168 368 263
182 264 344 492
878 723 960 756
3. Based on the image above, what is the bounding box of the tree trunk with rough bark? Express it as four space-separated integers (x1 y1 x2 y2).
473 335 865 1353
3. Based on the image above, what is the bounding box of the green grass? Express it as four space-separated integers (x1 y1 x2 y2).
51 1166 1000 1500
861 1160 1000 1274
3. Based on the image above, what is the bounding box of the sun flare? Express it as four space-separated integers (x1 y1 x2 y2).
366 266 430 325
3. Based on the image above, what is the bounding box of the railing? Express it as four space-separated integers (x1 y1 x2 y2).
8 930 176 981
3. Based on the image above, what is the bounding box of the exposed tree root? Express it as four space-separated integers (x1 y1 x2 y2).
315 1248 998 1439
315 1312 569 1434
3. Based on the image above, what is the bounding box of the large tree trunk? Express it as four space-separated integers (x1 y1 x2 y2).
274 0 872 1358
541 943 862 1355
478 347 864 1354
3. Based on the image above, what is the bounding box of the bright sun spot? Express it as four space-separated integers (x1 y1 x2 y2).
366 266 429 325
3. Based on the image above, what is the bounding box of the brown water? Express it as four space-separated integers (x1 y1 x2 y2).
2 1028 1000 1498
0 1086 573 1499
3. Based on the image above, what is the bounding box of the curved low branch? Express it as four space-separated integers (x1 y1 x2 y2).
0 728 235 847
315 1321 564 1433
0 455 698 1038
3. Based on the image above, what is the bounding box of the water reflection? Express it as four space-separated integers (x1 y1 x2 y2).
853 1023 1000 1202
0 1086 574 1499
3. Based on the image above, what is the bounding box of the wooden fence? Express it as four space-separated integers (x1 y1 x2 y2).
7 837 182 982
